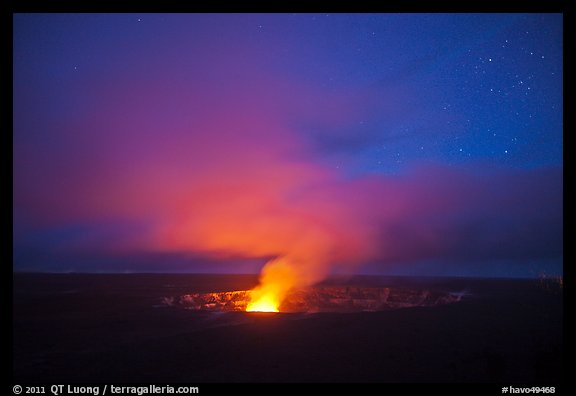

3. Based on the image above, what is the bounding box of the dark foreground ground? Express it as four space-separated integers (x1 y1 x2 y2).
13 273 562 383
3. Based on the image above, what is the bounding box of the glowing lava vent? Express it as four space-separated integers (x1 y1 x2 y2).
246 296 279 312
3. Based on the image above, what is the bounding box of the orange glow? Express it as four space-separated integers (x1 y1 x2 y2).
246 295 280 312
245 256 297 313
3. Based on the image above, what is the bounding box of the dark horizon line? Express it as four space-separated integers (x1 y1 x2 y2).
12 270 562 281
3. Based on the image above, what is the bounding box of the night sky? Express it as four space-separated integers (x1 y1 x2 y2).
13 13 563 277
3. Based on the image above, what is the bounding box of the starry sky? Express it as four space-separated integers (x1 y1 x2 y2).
13 13 563 277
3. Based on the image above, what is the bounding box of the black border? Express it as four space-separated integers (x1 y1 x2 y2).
8 1 570 392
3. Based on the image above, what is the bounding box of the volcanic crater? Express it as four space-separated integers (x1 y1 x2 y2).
163 286 464 313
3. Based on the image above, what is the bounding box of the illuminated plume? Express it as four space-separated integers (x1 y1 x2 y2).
246 257 297 312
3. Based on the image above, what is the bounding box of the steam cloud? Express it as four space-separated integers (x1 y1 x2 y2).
14 22 562 290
